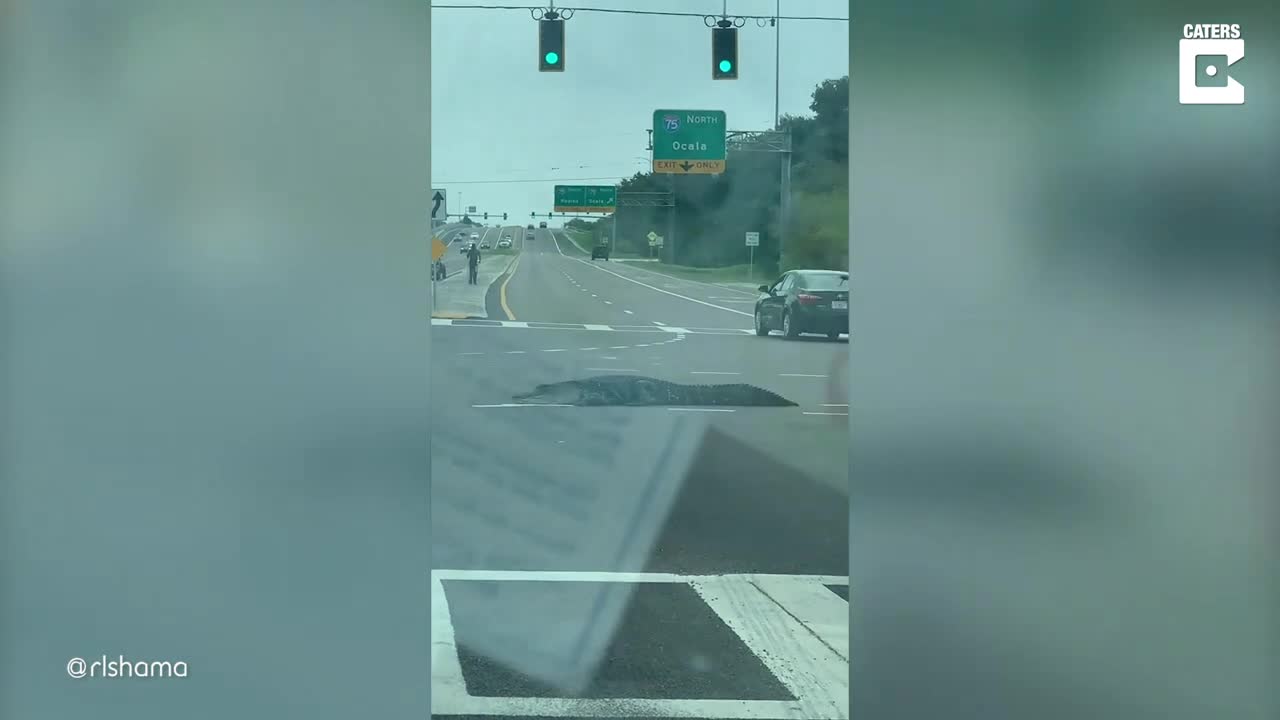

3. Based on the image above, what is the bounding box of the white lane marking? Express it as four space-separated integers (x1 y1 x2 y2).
431 569 849 585
691 371 740 376
634 343 651 347
459 352 484 356
668 407 735 413
505 350 527 354
781 373 827 378
471 403 574 408
652 321 666 326
583 324 612 331
823 403 849 407
431 576 468 706
590 293 598 298
579 347 599 351
542 348 568 353
599 356 618 360
581 288 588 291
603 300 613 305
585 368 638 372
690 575 849 719
660 326 690 333
804 412 848 416
607 346 628 350
749 575 850 662
567 255 754 317
623 309 634 314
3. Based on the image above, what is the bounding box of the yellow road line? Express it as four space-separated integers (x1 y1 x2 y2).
499 255 521 321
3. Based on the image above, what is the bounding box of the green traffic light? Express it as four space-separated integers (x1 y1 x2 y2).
719 59 732 73
545 51 559 65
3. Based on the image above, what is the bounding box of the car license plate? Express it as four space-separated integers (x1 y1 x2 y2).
831 300 848 310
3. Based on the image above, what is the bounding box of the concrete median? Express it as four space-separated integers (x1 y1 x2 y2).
431 252 517 319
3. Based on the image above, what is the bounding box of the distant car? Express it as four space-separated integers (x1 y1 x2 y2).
497 239 512 249
459 243 470 254
480 240 491 249
754 270 848 340
591 242 610 261
502 234 511 240
539 221 547 228
527 224 535 230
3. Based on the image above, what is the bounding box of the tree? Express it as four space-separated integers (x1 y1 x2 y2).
598 74 848 269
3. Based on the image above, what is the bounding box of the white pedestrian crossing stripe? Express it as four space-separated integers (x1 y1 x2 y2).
432 569 850 719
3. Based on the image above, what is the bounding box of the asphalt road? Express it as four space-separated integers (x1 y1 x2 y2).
432 228 849 718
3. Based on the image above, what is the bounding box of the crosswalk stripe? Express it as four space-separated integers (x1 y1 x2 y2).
431 570 849 719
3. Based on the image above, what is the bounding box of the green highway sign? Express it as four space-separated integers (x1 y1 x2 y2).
652 109 726 174
554 185 617 213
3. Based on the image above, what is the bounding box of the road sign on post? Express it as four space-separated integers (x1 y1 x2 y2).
745 232 759 279
431 188 447 222
745 231 760 247
554 186 617 213
652 110 726 174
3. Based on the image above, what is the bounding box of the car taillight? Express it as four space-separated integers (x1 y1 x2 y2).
797 293 820 305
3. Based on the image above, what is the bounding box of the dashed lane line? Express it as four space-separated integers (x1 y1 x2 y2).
565 255 755 317
471 403 573 408
432 318 754 336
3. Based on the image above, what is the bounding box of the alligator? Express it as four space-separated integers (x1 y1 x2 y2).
512 375 798 408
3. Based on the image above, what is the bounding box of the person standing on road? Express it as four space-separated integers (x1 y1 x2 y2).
467 243 481 285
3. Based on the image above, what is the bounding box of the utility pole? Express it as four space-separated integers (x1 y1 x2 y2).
666 174 676 264
774 0 781 129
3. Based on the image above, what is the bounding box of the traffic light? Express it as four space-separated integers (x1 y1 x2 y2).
712 26 738 79
539 19 565 72
503 212 508 220
483 212 489 220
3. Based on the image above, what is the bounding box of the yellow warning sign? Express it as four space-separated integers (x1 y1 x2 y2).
653 159 726 175
432 236 448 262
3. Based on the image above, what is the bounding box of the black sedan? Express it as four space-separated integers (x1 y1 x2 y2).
754 270 848 340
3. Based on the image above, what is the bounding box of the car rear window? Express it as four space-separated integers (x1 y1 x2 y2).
799 273 849 291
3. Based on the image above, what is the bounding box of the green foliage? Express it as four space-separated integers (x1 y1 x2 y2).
590 75 848 269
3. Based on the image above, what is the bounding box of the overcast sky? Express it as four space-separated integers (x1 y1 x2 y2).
430 0 849 223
